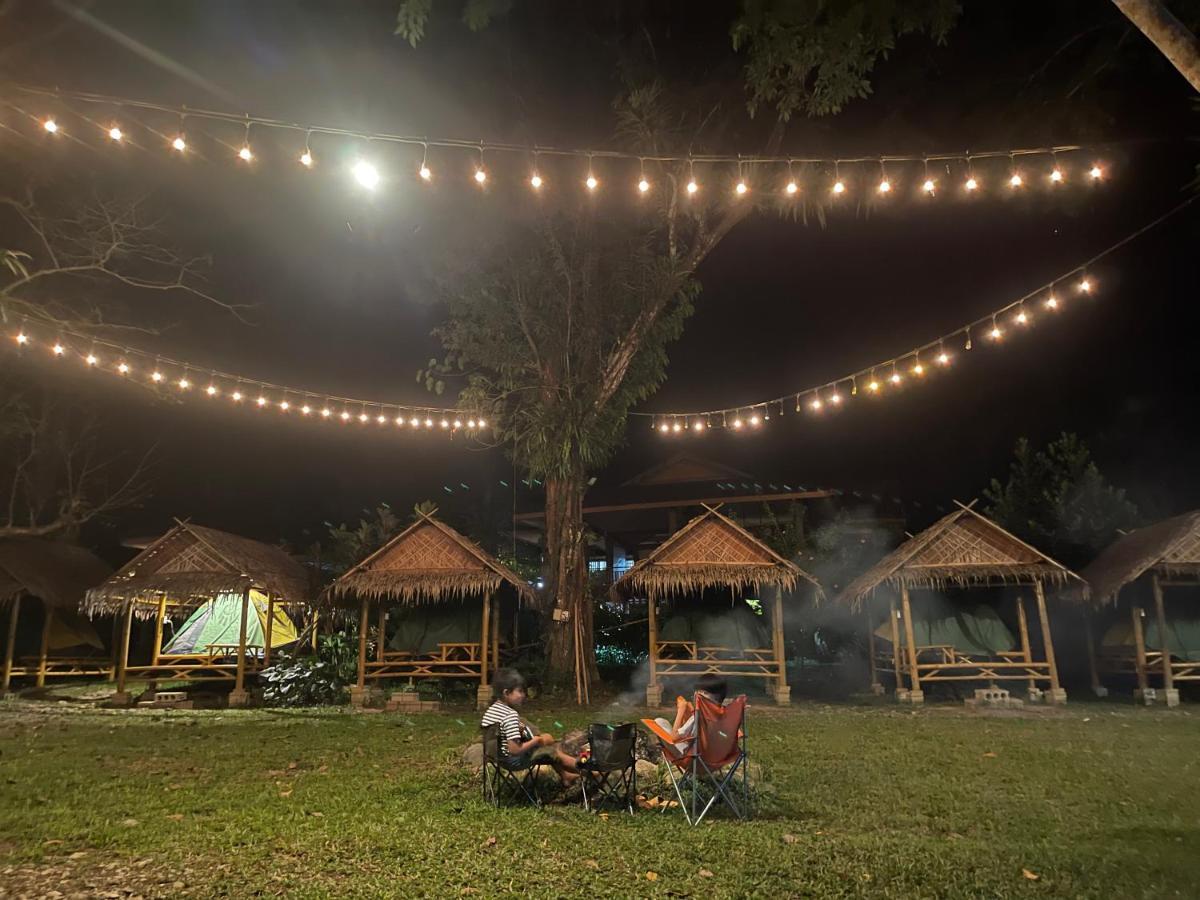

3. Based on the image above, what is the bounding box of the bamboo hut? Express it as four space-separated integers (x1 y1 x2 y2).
1080 510 1200 707
327 510 533 710
837 501 1084 704
611 504 822 706
85 521 310 706
1 539 113 690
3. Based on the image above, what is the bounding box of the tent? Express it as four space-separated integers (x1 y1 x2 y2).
1101 614 1200 663
660 603 771 652
388 601 483 656
873 600 1016 657
162 590 298 657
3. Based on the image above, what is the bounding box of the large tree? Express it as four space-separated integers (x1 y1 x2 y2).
404 1 959 692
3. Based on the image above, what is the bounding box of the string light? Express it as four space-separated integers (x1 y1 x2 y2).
474 167 487 184
1089 165 1103 180
172 135 186 152
108 126 123 142
867 376 880 392
1009 172 1022 188
302 405 312 415
177 376 190 389
15 332 28 346
255 396 267 407
749 413 761 426
281 401 292 411
830 391 842 405
1078 277 1092 292
1016 307 1029 325
352 160 380 190
151 370 164 383
232 390 243 402
1050 167 1064 183
922 178 935 194
300 133 314 168
1045 293 1059 309
965 176 979 191
637 159 650 194
52 343 64 356
912 359 925 376
877 161 891 194
238 145 253 162
989 316 1002 341
419 143 431 180
810 397 823 411
86 353 99 366
42 118 58 133
204 383 217 396
890 369 902 386
530 172 543 189
321 408 331 418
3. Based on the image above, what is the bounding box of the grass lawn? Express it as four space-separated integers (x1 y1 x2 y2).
1 693 1198 898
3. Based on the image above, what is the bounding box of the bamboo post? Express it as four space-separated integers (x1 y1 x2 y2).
2 595 21 691
1132 605 1150 698
772 586 789 704
108 614 119 680
1033 581 1063 703
115 603 134 699
865 602 880 693
310 609 319 654
375 603 387 664
264 594 275 668
1016 597 1035 695
899 585 922 702
476 593 492 710
356 598 369 689
491 595 500 671
646 594 661 706
150 595 168 667
230 586 251 706
1151 574 1175 700
1082 610 1104 696
35 606 54 687
888 595 902 691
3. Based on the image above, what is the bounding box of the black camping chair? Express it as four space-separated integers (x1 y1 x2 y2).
578 722 637 813
481 723 545 808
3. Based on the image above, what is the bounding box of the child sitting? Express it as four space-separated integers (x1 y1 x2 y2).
653 673 727 752
481 668 579 782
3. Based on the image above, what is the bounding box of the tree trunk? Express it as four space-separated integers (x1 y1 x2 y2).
1114 0 1200 92
542 470 599 691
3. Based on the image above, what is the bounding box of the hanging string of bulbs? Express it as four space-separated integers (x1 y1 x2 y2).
2 83 1113 200
637 195 1199 435
1 320 487 436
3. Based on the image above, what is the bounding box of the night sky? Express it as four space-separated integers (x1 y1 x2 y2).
1 1 1197 557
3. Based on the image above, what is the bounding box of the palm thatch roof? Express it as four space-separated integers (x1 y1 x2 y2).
85 521 311 618
611 505 819 601
327 511 533 606
1080 510 1200 606
0 539 112 612
836 501 1085 609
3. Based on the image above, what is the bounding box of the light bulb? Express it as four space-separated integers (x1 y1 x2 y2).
732 418 743 429
300 151 313 167
395 416 404 425
922 179 935 194
43 119 58 133
341 411 351 422
302 405 311 415
419 165 432 181
990 326 1002 340
671 422 682 433
830 393 842 404
693 421 705 432
810 398 823 411
378 414 388 424
1089 165 1103 180
638 178 650 193
965 177 978 191
424 418 434 428
410 417 420 427
749 414 760 426
1016 310 1028 325
177 377 190 389
937 352 950 365
878 179 891 194
890 372 902 385
359 413 369 423
685 180 698 195
477 418 486 427
1050 168 1063 183
257 396 268 407
172 136 186 152
474 168 487 184
785 181 798 195
108 126 123 142
467 419 476 429
117 362 130 375
85 354 99 366
280 401 291 411
735 181 748 196
586 174 598 191
151 371 164 383
352 160 380 190
52 343 64 356
832 180 845 195
1045 295 1058 309
238 146 253 162
15 333 28 345
530 173 543 189
232 391 243 402
913 363 925 376
1009 173 1022 187
321 408 331 418
868 380 880 392
206 384 218 396
453 419 462 429
1078 278 1091 292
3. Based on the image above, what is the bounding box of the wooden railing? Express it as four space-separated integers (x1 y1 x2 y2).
874 645 1053 684
363 642 484 680
653 641 781 679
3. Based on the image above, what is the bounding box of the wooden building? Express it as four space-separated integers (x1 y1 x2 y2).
1080 510 1200 707
327 510 533 709
1 539 113 690
837 502 1084 705
86 521 310 706
612 504 822 706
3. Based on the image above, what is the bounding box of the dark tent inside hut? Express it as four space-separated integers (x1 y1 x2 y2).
1081 510 1200 707
836 501 1085 706
327 510 533 711
612 505 823 706
0 540 113 690
85 521 310 706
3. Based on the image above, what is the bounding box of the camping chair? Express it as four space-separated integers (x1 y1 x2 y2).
578 722 637 814
642 694 750 826
480 723 545 808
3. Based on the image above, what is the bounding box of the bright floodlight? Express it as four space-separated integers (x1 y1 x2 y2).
352 160 380 190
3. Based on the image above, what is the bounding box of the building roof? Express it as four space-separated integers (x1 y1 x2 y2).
611 505 821 601
86 521 311 616
836 501 1085 608
328 511 533 606
621 452 754 487
1080 510 1200 606
0 539 112 612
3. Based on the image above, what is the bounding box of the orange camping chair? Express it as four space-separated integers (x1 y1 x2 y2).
642 693 750 825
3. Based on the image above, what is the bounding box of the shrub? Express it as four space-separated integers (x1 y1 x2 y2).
260 657 346 707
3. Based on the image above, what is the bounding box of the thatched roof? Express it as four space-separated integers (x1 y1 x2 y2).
0 539 112 612
836 501 1085 609
1080 510 1200 606
611 505 820 601
85 521 310 617
327 511 533 606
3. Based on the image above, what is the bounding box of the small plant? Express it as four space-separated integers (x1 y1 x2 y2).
260 656 347 707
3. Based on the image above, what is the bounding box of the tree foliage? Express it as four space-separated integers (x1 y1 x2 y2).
984 433 1139 566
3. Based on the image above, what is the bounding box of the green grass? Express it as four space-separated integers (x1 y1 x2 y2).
1 695 1198 898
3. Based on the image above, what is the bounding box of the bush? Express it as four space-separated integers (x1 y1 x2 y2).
260 657 346 707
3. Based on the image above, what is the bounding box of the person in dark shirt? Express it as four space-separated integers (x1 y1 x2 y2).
480 668 578 781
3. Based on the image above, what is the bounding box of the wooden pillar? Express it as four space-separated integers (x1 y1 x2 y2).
115 603 134 696
1082 610 1103 696
230 587 251 706
866 602 880 692
310 609 319 654
1033 581 1063 702
772 586 789 704
264 594 275 668
1151 574 1174 696
356 598 369 690
2 595 21 691
899 585 922 702
1132 605 1150 696
491 595 501 672
108 614 120 680
479 593 491 684
1016 596 1035 695
888 595 902 690
35 606 54 687
375 603 387 664
150 595 168 667
646 594 661 705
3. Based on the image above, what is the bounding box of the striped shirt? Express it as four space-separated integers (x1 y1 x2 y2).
481 700 531 756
